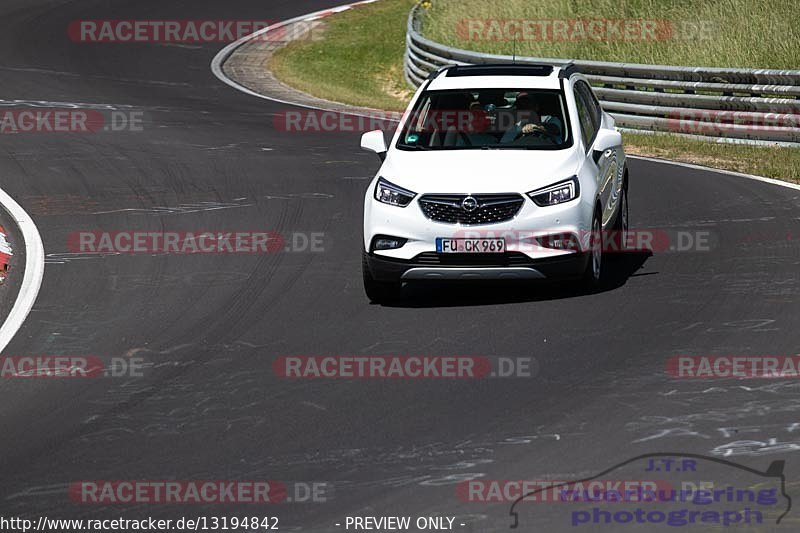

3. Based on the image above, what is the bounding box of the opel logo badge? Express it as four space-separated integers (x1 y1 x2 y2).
461 196 479 212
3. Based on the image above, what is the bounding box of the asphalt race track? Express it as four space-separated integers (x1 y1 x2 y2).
0 0 799 531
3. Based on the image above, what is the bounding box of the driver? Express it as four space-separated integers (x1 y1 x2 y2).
501 93 547 143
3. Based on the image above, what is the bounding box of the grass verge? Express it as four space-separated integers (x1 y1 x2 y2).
269 0 799 184
269 0 416 111
623 133 800 184
421 0 800 69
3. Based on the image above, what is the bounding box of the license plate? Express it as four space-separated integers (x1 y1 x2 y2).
436 238 505 254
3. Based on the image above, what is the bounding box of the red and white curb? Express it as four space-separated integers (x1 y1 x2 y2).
0 186 44 352
0 225 12 283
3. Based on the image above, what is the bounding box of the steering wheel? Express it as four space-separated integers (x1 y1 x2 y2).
513 124 560 144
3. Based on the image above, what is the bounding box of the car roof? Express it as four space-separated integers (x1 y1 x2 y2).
425 63 574 91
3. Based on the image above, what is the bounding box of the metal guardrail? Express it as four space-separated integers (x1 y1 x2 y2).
404 3 800 145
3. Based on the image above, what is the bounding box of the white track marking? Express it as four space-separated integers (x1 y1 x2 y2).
210 0 380 117
628 155 800 192
0 186 45 352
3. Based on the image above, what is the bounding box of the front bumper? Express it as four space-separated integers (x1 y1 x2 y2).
365 251 590 283
364 184 595 260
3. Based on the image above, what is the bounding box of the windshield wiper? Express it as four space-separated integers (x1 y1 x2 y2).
479 144 531 150
398 144 433 151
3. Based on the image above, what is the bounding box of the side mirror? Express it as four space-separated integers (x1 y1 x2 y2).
361 130 388 161
592 128 622 164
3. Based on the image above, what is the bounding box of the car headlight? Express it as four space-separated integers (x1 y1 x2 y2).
375 178 416 207
527 177 580 207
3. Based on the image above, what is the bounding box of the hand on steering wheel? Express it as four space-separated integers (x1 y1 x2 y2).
514 123 560 145
521 123 546 136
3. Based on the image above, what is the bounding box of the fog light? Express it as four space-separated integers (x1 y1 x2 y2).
372 236 407 251
536 233 579 251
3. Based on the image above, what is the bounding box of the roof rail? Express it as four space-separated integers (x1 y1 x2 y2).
426 65 456 80
426 63 577 81
557 62 578 79
438 64 556 78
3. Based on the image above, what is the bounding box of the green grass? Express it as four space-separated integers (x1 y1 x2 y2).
269 0 800 183
622 133 800 184
270 0 417 111
421 0 800 69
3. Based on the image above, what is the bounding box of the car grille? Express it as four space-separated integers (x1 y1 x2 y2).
413 252 533 267
418 194 524 225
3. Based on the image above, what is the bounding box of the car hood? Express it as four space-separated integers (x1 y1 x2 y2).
379 148 583 194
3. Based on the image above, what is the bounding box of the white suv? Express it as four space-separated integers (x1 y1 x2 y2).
360 64 628 302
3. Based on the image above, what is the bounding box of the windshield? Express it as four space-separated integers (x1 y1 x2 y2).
397 88 572 151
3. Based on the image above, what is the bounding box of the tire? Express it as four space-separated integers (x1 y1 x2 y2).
613 177 629 250
362 251 400 303
581 209 604 291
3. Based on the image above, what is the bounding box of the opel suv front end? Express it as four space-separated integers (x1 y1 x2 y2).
360 64 628 302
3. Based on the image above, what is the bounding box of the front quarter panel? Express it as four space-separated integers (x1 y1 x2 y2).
599 112 626 227
564 77 600 232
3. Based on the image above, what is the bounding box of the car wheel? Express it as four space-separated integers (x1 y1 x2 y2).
582 210 604 291
362 250 400 303
613 178 629 250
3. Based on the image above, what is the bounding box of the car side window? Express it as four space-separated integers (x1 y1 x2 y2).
573 83 597 149
588 87 603 128
577 81 602 132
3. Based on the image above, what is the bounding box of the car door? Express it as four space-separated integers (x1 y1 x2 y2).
573 80 620 228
